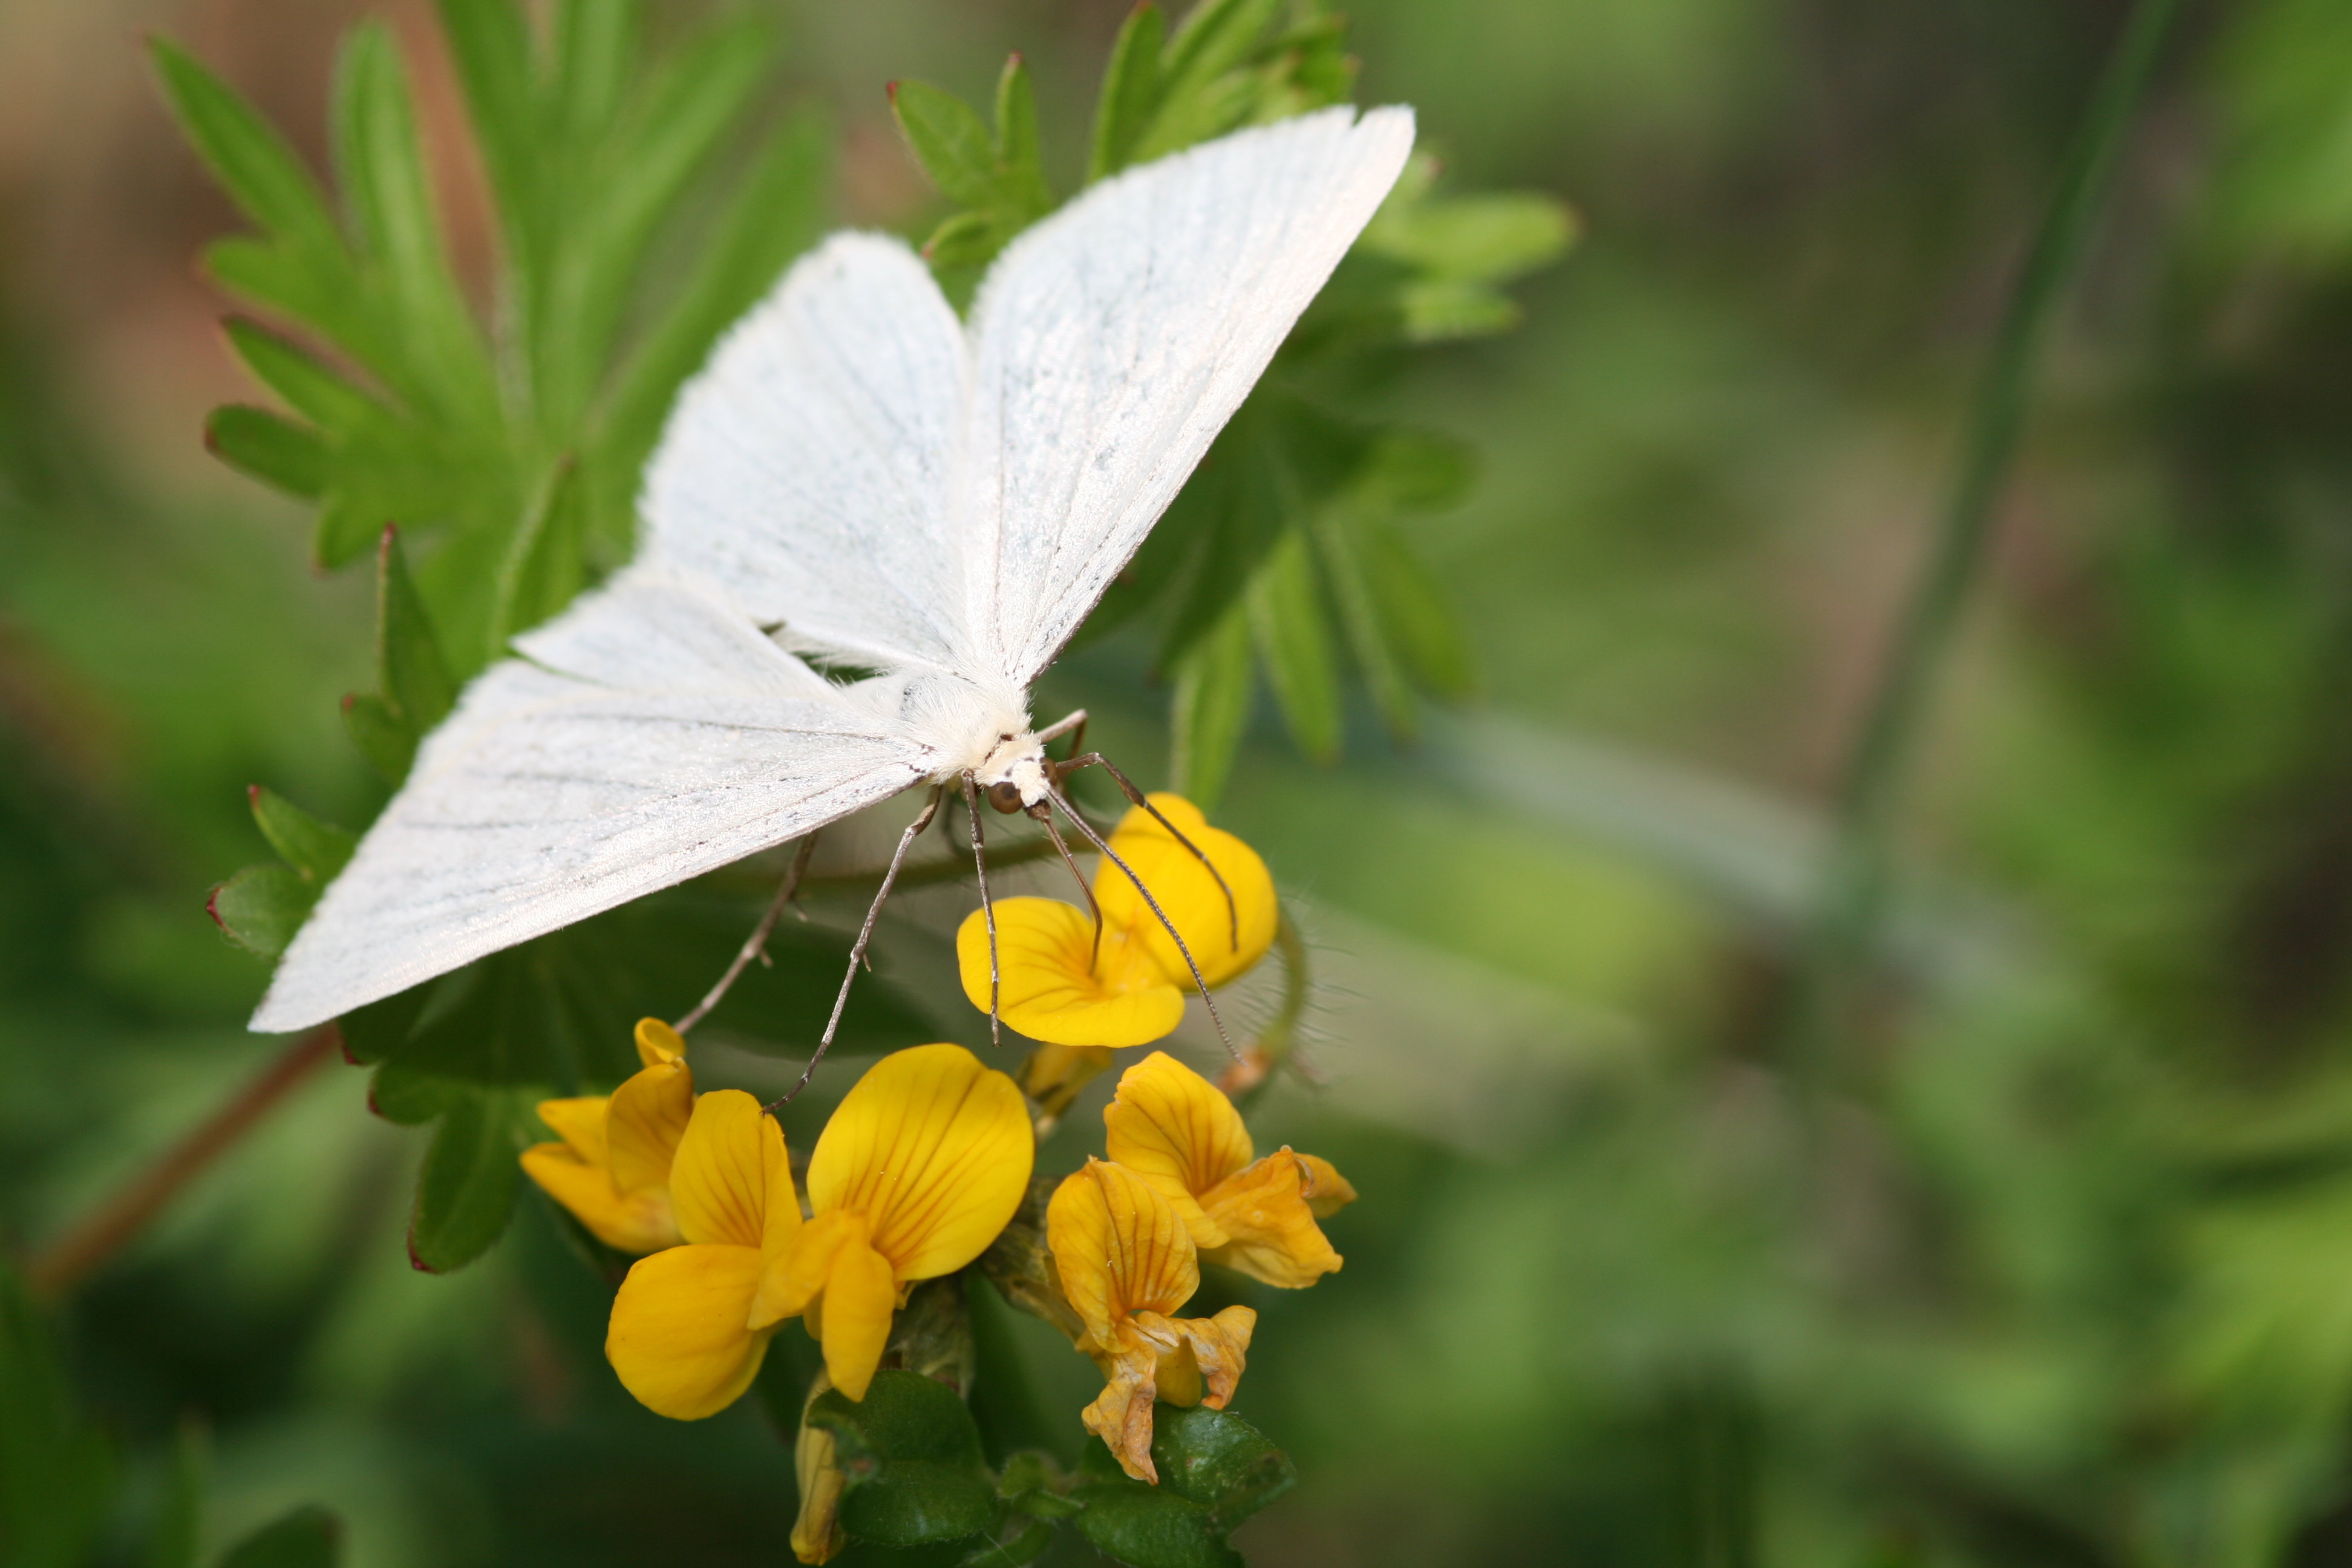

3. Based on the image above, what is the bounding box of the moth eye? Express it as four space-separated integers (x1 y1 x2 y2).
987 781 1024 814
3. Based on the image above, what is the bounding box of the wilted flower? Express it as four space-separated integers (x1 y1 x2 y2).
1047 1156 1256 1482
520 1018 694 1255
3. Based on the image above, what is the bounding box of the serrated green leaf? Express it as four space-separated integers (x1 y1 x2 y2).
222 318 387 433
208 865 316 959
0 1266 117 1568
376 526 456 733
1171 601 1254 811
993 56 1053 224
215 1504 340 1568
205 406 327 498
149 40 344 255
432 0 538 256
1246 526 1342 763
1363 192 1575 282
1089 4 1166 181
249 788 358 885
809 1370 997 1548
339 692 416 784
408 1091 528 1272
892 79 999 210
1359 516 1473 697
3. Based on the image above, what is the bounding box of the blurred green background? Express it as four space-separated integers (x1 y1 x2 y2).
11 0 2352 1563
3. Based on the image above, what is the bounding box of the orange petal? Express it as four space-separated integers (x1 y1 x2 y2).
806 1045 1033 1281
521 1142 682 1255
606 1243 771 1419
956 898 1184 1048
1102 1052 1255 1247
1096 795 1278 991
1199 1149 1344 1289
1047 1158 1200 1339
671 1090 780 1249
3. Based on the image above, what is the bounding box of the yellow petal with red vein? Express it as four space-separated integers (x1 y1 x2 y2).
671 1089 779 1250
1095 795 1277 991
956 898 1184 1048
605 1242 772 1419
1102 1052 1255 1246
1047 1158 1200 1342
806 1044 1032 1281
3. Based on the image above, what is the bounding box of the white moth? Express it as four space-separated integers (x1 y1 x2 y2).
252 104 1416 1049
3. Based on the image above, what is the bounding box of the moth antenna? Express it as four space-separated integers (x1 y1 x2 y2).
960 772 1001 1048
675 832 818 1034
1047 786 1237 1060
1057 751 1238 951
769 785 942 1108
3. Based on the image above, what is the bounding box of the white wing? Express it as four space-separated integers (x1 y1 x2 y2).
641 234 974 672
250 567 933 1033
964 105 1416 684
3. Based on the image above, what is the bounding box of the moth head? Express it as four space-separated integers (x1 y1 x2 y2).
974 736 1055 811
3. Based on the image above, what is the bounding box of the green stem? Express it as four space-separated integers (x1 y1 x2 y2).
1786 0 2181 1074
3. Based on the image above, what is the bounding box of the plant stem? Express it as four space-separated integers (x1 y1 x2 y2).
25 1026 341 1299
1785 0 2181 1074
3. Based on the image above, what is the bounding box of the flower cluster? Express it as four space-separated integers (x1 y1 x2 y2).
518 795 1350 1557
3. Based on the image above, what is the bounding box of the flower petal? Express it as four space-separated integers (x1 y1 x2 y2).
635 1016 686 1068
521 1142 682 1255
1096 795 1278 991
1079 1307 1256 1483
1047 1158 1200 1339
671 1089 779 1250
607 1053 694 1195
956 898 1184 1048
807 1044 1033 1281
760 1207 857 1326
535 1097 610 1166
1016 1043 1116 1123
1297 1152 1357 1219
817 1232 898 1401
1199 1149 1345 1289
1102 1052 1255 1246
606 1243 772 1419
791 1373 848 1564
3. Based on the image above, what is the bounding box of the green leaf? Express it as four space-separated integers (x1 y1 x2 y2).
892 79 1000 210
0 1265 116 1568
207 865 315 959
1170 601 1254 810
1069 1406 1296 1568
1068 1477 1240 1568
1246 526 1342 763
339 692 415 785
962 1518 1056 1565
248 787 358 885
140 1423 204 1568
1356 428 1475 512
1361 191 1575 283
1359 516 1473 698
431 0 538 260
205 406 327 498
222 318 386 433
993 56 1054 224
1132 0 1283 165
923 210 1004 271
214 1504 341 1568
808 1370 998 1548
1396 279 1524 342
1088 3 1166 181
486 457 586 654
375 525 456 733
1312 509 1416 739
407 1091 529 1273
149 40 344 254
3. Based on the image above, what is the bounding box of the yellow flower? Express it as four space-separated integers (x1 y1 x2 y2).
759 1044 1033 1400
604 1087 802 1419
955 794 1278 1050
1047 1157 1256 1483
520 1018 694 1254
1103 1051 1355 1289
791 1371 848 1565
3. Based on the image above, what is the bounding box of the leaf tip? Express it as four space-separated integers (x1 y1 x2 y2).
406 1226 436 1273
204 883 226 930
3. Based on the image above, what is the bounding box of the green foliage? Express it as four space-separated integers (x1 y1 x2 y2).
0 1265 114 1568
208 789 360 958
215 1507 342 1568
886 1 1569 801
154 1 830 671
1069 1406 1297 1568
809 1370 1001 1547
2207 0 2352 264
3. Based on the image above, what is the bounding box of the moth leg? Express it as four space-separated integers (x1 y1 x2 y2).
773 785 942 1106
1056 751 1238 951
961 771 1001 1048
1028 800 1107 970
1033 707 1088 751
673 832 817 1034
1046 786 1237 1060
